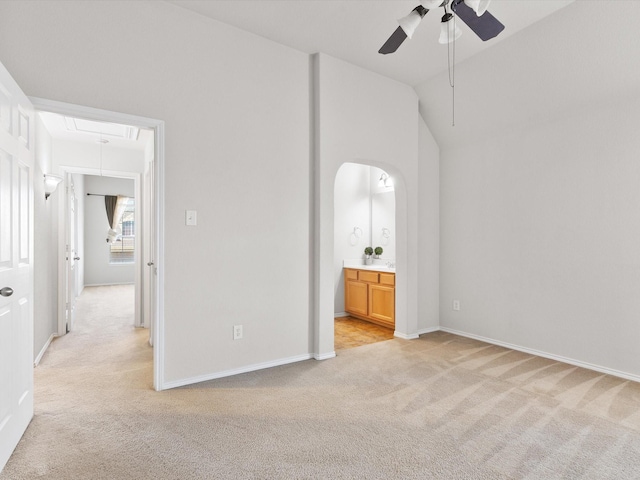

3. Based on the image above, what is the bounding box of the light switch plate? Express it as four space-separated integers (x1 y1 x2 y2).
185 210 197 226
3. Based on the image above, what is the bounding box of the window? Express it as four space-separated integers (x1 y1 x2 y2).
109 198 135 264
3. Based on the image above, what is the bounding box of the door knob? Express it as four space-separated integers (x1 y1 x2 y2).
0 287 14 297
74 256 81 261
147 262 154 267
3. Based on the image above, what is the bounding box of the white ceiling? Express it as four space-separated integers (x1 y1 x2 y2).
166 0 575 87
417 0 640 148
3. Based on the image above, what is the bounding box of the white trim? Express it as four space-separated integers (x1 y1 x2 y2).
440 327 640 384
416 326 439 336
162 354 313 390
314 351 336 360
83 282 135 287
29 96 166 392
334 311 349 318
34 334 57 367
394 331 419 340
152 123 165 391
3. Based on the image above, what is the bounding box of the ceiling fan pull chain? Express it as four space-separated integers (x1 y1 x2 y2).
453 17 456 127
447 14 456 126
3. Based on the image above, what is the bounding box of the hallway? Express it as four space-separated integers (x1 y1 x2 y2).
0 285 153 478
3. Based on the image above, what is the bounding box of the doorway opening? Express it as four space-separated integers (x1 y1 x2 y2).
31 97 165 391
333 162 397 352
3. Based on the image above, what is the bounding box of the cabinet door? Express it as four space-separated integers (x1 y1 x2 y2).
345 280 368 317
369 284 395 326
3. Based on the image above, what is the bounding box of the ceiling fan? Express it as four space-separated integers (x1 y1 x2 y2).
379 0 505 54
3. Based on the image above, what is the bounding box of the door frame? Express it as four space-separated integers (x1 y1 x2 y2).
29 97 166 391
58 168 142 328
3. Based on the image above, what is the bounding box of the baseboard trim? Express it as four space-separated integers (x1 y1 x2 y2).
314 351 336 360
162 353 314 390
394 331 420 340
417 326 440 336
84 282 135 287
440 327 640 384
158 326 640 389
34 333 56 367
334 312 349 318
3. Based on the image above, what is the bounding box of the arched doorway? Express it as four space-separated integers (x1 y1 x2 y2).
313 158 418 360
333 163 397 350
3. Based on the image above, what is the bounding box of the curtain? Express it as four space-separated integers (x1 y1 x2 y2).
105 195 129 243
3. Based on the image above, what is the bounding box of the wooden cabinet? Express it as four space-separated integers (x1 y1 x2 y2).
345 278 368 317
344 268 395 329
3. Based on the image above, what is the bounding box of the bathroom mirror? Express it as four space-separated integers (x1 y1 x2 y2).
371 190 395 261
333 163 396 263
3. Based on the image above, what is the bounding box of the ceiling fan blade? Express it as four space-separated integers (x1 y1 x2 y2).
451 0 505 41
379 5 428 55
379 26 408 55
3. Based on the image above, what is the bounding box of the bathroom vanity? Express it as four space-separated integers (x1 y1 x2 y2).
343 266 395 329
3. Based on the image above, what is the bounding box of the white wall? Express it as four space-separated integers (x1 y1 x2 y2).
315 53 424 353
83 175 135 286
33 115 58 362
416 1 640 379
439 96 640 379
0 0 310 385
417 118 439 332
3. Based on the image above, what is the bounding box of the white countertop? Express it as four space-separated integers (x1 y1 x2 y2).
343 260 395 273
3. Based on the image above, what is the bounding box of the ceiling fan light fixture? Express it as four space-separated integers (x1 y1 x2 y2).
397 5 428 39
421 0 446 9
465 0 491 16
438 13 462 44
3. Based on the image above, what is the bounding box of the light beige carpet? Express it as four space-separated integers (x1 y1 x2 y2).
2 285 640 479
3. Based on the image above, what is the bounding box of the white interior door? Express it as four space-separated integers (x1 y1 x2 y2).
65 173 78 332
143 150 156 343
0 62 34 471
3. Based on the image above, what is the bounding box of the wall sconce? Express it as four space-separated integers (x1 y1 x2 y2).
44 174 63 200
378 173 394 189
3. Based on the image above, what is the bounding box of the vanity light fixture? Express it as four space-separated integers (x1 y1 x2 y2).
44 174 63 200
378 173 393 188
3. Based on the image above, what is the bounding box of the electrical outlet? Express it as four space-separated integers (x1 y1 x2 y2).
452 300 461 311
233 325 243 340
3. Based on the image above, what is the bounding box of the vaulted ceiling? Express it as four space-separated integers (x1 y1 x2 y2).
166 1 640 149
167 0 574 87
